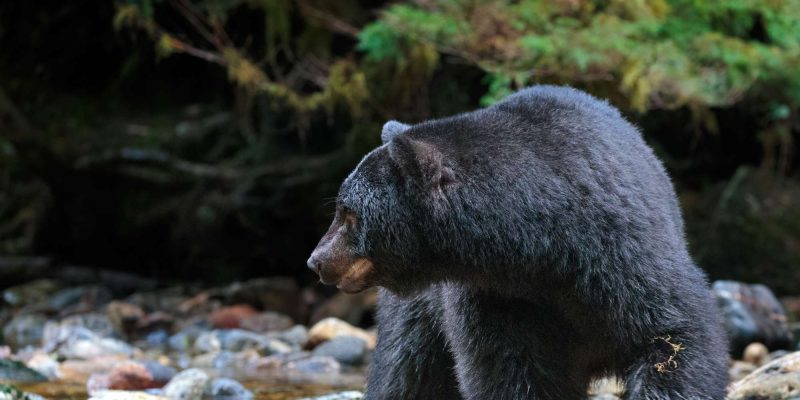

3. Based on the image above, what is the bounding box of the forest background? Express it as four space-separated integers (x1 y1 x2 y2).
1 0 799 295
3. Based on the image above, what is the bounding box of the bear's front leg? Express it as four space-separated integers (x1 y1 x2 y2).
621 323 729 399
365 287 462 400
441 286 590 400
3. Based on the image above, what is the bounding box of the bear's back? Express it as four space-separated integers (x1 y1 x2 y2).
402 85 687 264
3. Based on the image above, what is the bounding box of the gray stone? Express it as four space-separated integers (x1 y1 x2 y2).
23 352 59 380
43 325 133 359
206 377 253 399
193 331 222 354
312 336 366 365
2 314 47 350
268 325 309 349
59 313 117 338
285 355 341 374
713 280 794 356
240 312 294 333
195 329 292 355
0 359 47 383
168 327 204 352
141 361 176 385
162 368 209 400
301 391 364 400
88 390 167 400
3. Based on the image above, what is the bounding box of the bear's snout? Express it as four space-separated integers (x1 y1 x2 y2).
308 225 375 293
306 255 321 274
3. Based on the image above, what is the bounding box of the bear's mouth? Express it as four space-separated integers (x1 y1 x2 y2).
319 258 375 294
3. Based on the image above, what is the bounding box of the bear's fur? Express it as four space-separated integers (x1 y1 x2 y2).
308 86 729 399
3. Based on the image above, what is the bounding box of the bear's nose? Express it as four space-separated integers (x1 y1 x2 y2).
307 256 321 274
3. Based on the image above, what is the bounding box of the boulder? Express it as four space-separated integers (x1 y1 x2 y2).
712 280 794 356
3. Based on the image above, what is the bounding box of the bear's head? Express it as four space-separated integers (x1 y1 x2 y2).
307 120 458 295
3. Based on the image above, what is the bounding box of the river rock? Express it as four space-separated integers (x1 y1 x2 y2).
60 313 117 337
87 361 159 393
45 326 134 359
301 391 364 400
312 336 367 365
210 304 258 329
712 280 794 356
2 314 47 350
728 351 800 399
195 329 292 355
244 352 311 373
743 342 770 366
23 352 59 380
206 377 253 399
729 360 757 382
88 390 168 400
1 279 60 308
240 311 294 333
193 349 260 371
141 361 176 385
285 355 341 374
193 331 222 354
59 356 128 383
162 368 209 400
168 327 205 352
0 359 47 383
268 325 309 348
220 330 271 353
49 285 113 313
308 318 376 349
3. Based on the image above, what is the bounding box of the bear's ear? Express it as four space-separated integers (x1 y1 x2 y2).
388 135 455 191
381 120 410 144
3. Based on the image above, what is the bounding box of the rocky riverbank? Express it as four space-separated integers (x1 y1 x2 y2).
0 276 797 399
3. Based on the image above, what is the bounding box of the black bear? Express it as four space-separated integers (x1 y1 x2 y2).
308 86 729 399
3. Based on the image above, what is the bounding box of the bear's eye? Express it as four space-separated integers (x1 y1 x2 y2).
342 212 357 231
337 206 358 231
